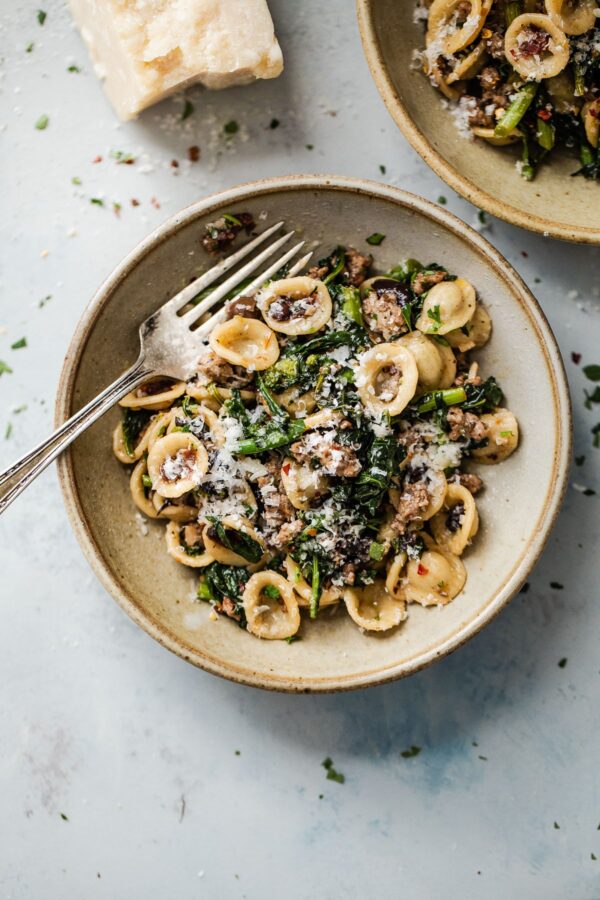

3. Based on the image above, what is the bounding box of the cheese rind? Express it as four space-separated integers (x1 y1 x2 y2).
68 0 284 120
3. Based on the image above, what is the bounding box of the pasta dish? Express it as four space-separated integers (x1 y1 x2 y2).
113 225 519 641
416 0 600 180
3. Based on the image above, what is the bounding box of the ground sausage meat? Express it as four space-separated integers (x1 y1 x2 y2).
195 351 253 388
446 406 486 442
458 473 484 495
412 269 447 296
183 523 205 547
201 212 255 255
257 459 300 548
226 295 260 320
343 248 373 286
361 279 411 340
391 482 430 535
290 430 362 478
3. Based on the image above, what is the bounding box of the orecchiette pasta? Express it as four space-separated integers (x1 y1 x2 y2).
504 14 569 81
258 277 333 335
415 278 476 336
209 316 280 371
471 408 520 463
113 238 518 642
147 432 208 498
344 582 407 632
356 343 419 416
426 0 490 55
430 483 479 555
582 98 600 149
243 571 301 639
545 0 598 35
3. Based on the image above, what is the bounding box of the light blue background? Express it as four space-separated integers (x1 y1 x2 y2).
1 2 599 897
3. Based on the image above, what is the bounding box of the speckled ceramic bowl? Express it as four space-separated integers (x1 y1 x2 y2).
357 0 600 244
56 175 571 691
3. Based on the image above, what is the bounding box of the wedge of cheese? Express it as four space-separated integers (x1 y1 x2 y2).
68 0 284 120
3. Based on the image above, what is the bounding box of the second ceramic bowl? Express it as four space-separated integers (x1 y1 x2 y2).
56 175 571 691
357 0 600 244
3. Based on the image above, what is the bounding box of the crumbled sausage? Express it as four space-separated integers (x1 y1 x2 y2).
446 406 486 442
306 264 330 280
226 295 260 320
257 459 300 548
362 279 411 340
391 482 430 535
201 212 255 255
478 66 502 92
458 473 484 495
412 269 446 296
195 351 253 388
268 291 318 322
513 26 550 59
290 430 362 478
218 596 242 622
183 523 204 546
343 248 373 286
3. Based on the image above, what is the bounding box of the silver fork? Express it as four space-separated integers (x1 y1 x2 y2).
0 222 313 515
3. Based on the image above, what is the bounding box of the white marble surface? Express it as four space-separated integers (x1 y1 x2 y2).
1 2 599 897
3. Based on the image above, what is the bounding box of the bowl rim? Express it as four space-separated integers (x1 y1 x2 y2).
356 0 600 245
56 174 572 693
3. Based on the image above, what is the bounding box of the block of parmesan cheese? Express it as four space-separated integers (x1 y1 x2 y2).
68 0 283 120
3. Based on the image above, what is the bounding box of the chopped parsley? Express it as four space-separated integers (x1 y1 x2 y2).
11 337 27 350
322 757 345 784
110 150 135 164
366 232 386 246
585 386 600 409
558 657 567 668
0 361 13 376
71 176 82 186
438 195 447 204
401 745 422 758
553 821 560 829
5 422 13 439
37 9 47 25
35 114 49 130
592 423 600 448
90 197 104 207
181 99 194 121
575 455 586 466
223 120 239 135
550 582 564 590
262 583 281 601
427 304 442 331
26 42 34 52
478 210 487 224
269 118 280 129
60 812 68 821
305 143 314 150
583 364 600 382
284 635 301 644
379 164 386 174
67 64 80 73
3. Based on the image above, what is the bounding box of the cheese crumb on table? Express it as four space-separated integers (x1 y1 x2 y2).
68 0 284 121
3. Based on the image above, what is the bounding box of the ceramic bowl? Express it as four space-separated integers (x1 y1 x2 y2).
56 175 571 692
357 0 600 244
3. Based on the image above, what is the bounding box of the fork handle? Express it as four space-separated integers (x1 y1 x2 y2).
0 358 152 516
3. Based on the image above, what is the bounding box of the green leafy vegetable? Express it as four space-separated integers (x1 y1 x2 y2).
583 364 600 382
37 9 47 25
262 583 281 601
11 337 27 350
366 232 385 246
122 408 151 457
354 434 398 516
206 517 263 563
322 757 345 784
0 361 13 377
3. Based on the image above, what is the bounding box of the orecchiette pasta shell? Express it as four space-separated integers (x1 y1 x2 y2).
112 417 152 464
545 0 598 35
152 491 198 523
398 332 450 392
275 388 317 417
344 582 407 632
545 72 579 114
119 379 186 410
169 403 226 447
446 304 491 351
146 410 177 449
416 278 476 335
427 0 487 55
186 384 255 406
356 343 419 417
504 14 569 81
243 571 301 640
130 459 160 519
470 126 523 146
582 99 600 149
165 521 214 568
208 316 280 371
426 59 464 101
280 458 329 511
471 408 519 464
403 547 466 606
284 556 342 608
435 340 458 386
430 483 479 555
202 515 265 567
389 470 448 524
385 552 408 598
147 432 208 498
303 408 345 431
258 277 333 335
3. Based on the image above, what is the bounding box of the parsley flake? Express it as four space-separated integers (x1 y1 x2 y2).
35 114 49 130
269 118 280 129
427 305 442 331
438 195 447 205
67 64 80 73
26 42 34 52
181 99 194 121
379 164 386 174
400 745 422 759
366 232 385 246
37 9 47 25
5 422 12 439
553 821 560 829
592 423 600 449
224 120 239 135
11 338 27 350
60 812 68 821
558 658 567 668
0 361 14 376
583 364 600 382
322 757 345 784
550 582 564 590
90 197 104 207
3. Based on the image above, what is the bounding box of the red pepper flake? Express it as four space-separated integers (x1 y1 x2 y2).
170 159 179 168
537 109 552 121
571 352 581 365
282 463 291 475
187 145 200 162
306 528 317 537
417 563 429 576
130 198 140 207
521 251 528 258
92 155 102 164
150 196 160 209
